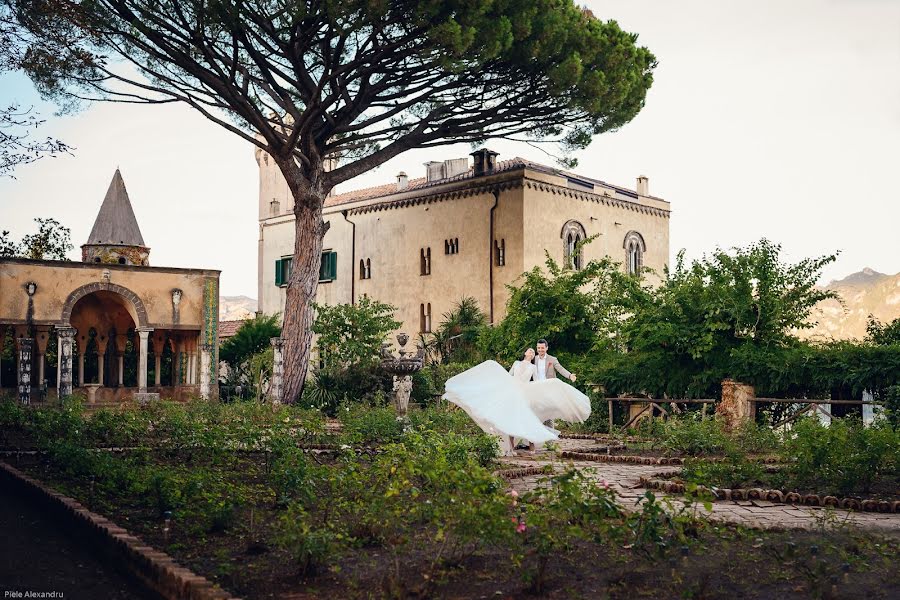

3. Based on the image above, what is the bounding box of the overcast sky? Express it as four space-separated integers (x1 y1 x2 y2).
1 0 898 297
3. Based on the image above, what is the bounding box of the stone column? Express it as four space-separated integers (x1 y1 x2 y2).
16 337 33 404
56 326 75 398
269 337 284 404
34 326 51 390
137 328 153 393
78 349 85 388
199 343 212 400
717 379 756 431
151 332 166 387
95 337 108 386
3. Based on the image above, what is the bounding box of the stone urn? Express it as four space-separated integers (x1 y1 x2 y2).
380 333 424 415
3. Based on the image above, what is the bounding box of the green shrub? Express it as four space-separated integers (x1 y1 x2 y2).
339 406 404 445
516 469 622 593
783 418 899 496
681 455 769 489
271 448 324 507
278 503 341 575
659 415 730 456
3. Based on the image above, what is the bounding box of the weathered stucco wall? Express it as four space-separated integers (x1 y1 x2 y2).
0 259 219 329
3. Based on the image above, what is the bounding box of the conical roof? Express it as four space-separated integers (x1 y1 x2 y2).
85 169 146 246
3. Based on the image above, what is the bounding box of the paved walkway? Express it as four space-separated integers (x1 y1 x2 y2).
503 438 900 536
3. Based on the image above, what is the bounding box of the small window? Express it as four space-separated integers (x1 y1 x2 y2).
275 257 293 286
319 251 337 282
359 258 371 280
269 199 280 217
420 247 431 275
420 303 432 333
494 239 505 266
118 257 126 265
444 238 460 255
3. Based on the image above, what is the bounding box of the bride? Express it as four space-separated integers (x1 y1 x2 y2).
443 348 591 456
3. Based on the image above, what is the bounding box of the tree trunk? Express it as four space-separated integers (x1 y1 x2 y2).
280 196 326 403
275 154 329 404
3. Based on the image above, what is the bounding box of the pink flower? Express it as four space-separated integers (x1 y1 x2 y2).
600 479 610 489
509 490 519 498
516 521 527 534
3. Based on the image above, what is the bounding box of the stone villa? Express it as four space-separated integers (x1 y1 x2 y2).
0 170 220 403
257 149 671 336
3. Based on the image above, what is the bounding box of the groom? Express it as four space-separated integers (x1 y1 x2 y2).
526 339 576 452
533 339 577 383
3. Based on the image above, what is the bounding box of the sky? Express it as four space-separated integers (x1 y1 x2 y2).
1 0 898 298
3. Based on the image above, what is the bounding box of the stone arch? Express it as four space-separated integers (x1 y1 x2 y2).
60 283 149 328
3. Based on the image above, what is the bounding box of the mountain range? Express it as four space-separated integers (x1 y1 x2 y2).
802 268 900 341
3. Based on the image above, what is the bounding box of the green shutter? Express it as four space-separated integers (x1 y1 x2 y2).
329 252 337 280
274 259 283 286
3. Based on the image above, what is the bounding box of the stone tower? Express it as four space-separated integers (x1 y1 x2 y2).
81 169 150 266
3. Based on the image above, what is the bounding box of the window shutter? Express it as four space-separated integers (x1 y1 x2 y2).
329 252 337 280
274 259 283 286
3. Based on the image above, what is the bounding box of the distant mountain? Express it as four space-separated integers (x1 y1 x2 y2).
219 295 257 321
802 269 900 341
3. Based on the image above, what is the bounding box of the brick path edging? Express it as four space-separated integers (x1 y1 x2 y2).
0 461 240 600
638 474 900 513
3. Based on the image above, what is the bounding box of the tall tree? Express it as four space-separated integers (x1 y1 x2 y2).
9 0 657 401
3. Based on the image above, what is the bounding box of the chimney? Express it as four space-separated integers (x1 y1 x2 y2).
424 161 444 182
443 158 469 179
636 175 649 196
396 171 408 191
470 148 499 177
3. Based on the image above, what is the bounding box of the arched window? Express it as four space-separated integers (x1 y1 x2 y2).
359 259 366 279
561 220 587 270
494 239 505 266
365 258 371 279
453 238 459 253
444 240 450 254
623 231 646 275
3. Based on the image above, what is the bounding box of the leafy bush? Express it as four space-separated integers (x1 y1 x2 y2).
658 415 730 456
313 296 400 371
411 362 476 403
515 469 622 593
783 418 899 496
339 406 405 445
681 455 769 490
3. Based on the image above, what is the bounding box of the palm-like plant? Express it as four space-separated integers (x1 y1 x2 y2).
425 298 488 364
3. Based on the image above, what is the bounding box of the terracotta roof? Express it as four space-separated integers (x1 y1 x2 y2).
218 319 248 340
323 157 646 209
85 169 146 246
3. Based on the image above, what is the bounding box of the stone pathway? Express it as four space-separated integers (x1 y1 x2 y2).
502 438 900 536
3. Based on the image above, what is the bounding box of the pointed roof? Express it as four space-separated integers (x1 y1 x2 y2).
85 169 146 246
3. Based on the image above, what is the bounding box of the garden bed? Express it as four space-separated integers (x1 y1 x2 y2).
3 399 899 599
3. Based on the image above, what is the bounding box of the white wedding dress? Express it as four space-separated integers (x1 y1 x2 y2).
442 360 591 456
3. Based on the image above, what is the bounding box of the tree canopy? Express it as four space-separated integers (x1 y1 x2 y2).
7 0 657 401
0 217 73 259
